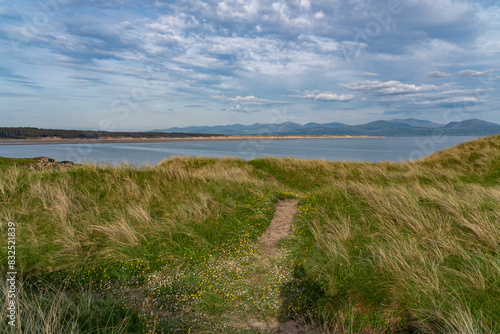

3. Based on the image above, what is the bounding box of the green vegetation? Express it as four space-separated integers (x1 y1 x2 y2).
0 127 223 139
0 157 41 168
1 135 499 333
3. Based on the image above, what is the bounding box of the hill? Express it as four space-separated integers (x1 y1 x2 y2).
389 118 443 128
1 135 499 333
153 121 346 136
153 118 500 137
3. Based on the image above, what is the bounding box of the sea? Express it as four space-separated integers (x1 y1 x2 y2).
0 136 477 166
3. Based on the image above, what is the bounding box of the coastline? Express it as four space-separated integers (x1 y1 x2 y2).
0 135 382 146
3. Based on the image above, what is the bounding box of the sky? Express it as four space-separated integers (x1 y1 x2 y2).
0 0 499 131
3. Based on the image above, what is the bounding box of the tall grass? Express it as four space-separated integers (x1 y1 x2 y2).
1 279 149 333
278 136 500 333
0 157 277 276
1 156 284 332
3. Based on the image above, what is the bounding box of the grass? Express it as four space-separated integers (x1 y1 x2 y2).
0 157 41 167
1 280 146 333
1 135 499 333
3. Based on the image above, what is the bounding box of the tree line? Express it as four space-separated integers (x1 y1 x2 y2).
0 127 223 139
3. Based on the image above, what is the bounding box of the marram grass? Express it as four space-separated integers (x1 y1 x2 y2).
1 135 499 333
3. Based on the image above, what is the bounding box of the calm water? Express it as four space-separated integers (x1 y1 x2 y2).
0 137 477 166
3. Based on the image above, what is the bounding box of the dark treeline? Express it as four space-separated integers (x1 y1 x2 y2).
0 127 224 139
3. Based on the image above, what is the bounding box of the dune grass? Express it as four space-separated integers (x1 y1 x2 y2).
1 135 499 333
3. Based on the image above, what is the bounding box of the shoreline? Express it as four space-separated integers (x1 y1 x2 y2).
0 135 382 146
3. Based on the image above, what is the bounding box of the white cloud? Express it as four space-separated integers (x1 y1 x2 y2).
291 90 354 102
298 35 341 53
412 96 482 106
230 104 250 113
150 14 200 31
315 93 354 101
314 11 324 19
427 71 452 79
341 80 439 95
213 95 289 105
216 0 260 20
299 0 311 10
409 89 491 100
458 69 494 77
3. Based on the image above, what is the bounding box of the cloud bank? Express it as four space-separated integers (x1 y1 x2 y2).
0 0 498 129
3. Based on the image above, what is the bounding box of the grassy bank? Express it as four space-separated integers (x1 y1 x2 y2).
1 135 499 333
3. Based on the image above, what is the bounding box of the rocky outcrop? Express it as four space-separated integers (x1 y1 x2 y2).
27 157 76 170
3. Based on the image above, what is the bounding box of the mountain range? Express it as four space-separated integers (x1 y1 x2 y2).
152 118 500 137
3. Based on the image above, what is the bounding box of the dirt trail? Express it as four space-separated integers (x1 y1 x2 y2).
242 199 312 333
119 198 306 333
258 199 300 256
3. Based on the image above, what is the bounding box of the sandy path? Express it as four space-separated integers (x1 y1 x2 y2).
244 198 314 333
258 199 300 256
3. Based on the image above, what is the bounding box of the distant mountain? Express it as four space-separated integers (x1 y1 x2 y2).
437 119 500 136
285 120 415 136
163 124 248 134
302 122 346 129
444 118 500 129
152 118 500 137
390 118 443 128
151 122 304 136
351 120 412 131
152 121 348 136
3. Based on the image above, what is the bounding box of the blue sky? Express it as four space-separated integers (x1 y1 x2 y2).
1 0 499 131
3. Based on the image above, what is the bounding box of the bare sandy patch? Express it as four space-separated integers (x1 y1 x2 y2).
258 199 300 256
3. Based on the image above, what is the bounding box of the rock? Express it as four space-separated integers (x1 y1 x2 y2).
27 157 76 170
